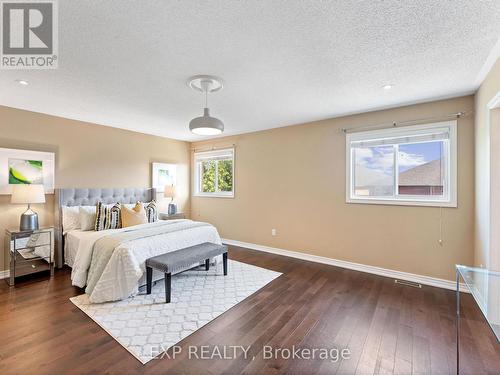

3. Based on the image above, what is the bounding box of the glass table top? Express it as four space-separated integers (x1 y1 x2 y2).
456 265 500 342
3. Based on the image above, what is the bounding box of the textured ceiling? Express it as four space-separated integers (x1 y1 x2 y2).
1 1 499 141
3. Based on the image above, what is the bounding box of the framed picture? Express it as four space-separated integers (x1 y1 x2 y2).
0 148 55 194
152 163 176 191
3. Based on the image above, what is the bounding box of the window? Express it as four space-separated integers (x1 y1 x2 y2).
194 148 234 197
346 121 457 207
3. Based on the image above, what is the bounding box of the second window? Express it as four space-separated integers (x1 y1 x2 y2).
194 148 234 197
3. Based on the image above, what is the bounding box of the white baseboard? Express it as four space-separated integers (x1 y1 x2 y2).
223 238 469 293
0 270 10 280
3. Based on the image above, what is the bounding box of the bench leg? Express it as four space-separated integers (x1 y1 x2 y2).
146 266 153 294
165 273 171 303
223 252 228 276
205 259 210 271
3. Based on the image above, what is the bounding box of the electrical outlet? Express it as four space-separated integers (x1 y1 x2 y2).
271 229 277 236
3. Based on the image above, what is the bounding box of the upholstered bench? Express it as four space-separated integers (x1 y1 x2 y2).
145 242 228 303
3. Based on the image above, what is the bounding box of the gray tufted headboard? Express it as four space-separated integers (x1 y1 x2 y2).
54 188 156 268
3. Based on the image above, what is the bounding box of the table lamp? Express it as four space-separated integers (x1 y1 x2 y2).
164 185 177 215
11 184 46 231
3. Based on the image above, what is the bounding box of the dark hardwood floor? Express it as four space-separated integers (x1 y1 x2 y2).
1 246 499 374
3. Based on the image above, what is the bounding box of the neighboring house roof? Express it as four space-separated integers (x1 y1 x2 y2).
398 159 442 186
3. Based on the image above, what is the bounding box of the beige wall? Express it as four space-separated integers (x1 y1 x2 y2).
0 105 190 271
474 58 500 270
490 108 500 271
192 96 475 281
0 95 478 280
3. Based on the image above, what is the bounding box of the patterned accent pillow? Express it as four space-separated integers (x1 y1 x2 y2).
94 202 122 231
144 200 158 223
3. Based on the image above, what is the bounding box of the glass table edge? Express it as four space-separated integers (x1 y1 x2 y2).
456 264 500 276
456 264 500 343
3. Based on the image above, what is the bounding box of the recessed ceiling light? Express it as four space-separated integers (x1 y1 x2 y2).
15 79 29 86
382 84 394 90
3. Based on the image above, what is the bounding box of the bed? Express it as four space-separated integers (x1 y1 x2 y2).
54 188 222 303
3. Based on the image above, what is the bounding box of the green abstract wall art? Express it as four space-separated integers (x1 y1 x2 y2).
0 148 55 194
9 159 44 184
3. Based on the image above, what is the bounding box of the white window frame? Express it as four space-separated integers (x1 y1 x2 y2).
193 148 235 198
345 120 457 207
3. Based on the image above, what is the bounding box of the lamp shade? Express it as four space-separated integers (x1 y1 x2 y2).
189 108 224 135
164 185 176 198
11 184 46 204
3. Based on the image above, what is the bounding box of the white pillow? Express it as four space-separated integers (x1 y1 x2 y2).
62 206 80 233
79 206 97 231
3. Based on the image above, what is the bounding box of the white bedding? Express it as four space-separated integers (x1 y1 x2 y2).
65 219 222 303
65 230 92 267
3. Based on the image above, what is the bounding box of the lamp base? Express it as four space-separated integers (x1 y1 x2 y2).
168 203 177 215
20 208 39 232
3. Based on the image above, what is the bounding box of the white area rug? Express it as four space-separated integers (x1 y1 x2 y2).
70 260 281 364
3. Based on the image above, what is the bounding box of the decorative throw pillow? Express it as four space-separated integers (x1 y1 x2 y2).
94 202 121 231
79 205 97 231
143 200 158 223
121 203 148 227
62 206 80 233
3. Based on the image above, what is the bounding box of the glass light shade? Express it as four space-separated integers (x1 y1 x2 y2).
189 108 224 135
11 184 46 204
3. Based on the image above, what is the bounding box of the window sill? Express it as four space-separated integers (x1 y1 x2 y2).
346 197 457 208
193 193 235 199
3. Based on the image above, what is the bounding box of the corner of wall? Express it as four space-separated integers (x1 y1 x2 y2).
473 57 500 269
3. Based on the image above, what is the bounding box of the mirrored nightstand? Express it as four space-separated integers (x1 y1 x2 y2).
4 227 54 286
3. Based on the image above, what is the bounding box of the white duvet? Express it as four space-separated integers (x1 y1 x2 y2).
69 219 222 303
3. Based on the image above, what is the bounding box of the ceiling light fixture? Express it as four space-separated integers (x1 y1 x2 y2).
187 75 224 135
382 84 394 90
16 79 29 86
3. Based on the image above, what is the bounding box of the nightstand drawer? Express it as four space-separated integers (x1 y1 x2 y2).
11 231 51 250
14 258 50 277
